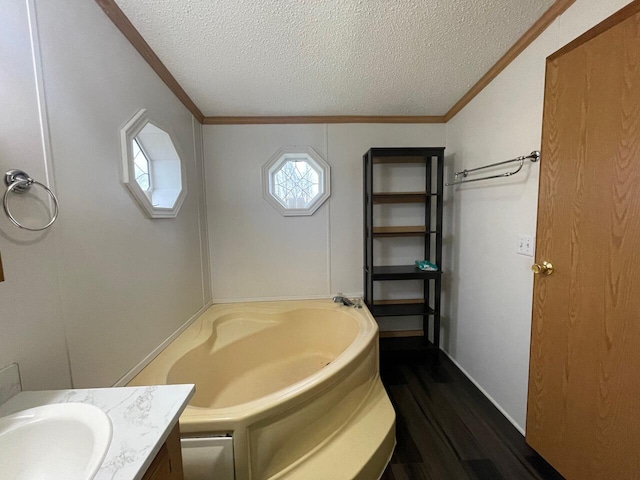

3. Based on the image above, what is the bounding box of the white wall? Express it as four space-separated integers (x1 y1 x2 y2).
0 0 71 391
444 0 634 432
204 124 445 302
0 0 210 390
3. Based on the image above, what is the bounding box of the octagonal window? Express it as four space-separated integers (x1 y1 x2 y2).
262 147 330 216
120 109 187 218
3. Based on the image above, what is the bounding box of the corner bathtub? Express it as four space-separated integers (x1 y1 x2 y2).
129 300 395 480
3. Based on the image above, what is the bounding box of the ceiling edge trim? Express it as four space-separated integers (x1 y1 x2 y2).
94 0 205 123
202 116 446 125
443 0 577 122
547 0 640 62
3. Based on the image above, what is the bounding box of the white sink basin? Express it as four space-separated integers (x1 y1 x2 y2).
0 403 113 480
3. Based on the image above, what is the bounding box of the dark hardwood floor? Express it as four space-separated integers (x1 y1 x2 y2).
379 352 564 480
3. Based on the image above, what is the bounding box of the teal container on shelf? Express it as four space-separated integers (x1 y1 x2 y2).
415 260 438 271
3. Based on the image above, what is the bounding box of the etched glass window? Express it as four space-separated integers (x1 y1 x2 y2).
273 159 320 209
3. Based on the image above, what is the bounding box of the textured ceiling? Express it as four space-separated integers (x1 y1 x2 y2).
114 0 555 116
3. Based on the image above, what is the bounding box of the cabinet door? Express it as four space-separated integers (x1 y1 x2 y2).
142 444 173 480
181 436 235 480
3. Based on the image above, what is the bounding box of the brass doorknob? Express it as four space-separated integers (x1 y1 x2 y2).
531 261 554 275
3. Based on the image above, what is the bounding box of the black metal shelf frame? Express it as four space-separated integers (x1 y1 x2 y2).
363 147 445 347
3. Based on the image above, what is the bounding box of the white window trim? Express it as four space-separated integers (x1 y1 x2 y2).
120 109 187 219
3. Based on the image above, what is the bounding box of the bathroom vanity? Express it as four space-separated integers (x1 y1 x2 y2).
0 384 194 480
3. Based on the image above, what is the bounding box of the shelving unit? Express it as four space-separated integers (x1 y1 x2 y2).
363 147 445 351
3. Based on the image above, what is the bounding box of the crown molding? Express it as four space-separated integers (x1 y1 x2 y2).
96 0 573 125
202 115 446 125
95 0 205 123
444 0 577 122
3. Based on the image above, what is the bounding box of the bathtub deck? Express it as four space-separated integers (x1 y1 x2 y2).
379 353 564 480
206 352 334 408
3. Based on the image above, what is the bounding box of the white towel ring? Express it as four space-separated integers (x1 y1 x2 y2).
3 169 59 231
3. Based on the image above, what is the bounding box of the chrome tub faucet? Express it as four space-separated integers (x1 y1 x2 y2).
332 294 362 308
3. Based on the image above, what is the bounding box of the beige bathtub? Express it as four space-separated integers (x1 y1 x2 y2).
129 299 395 480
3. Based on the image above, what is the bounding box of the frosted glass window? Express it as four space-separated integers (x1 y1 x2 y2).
273 159 320 209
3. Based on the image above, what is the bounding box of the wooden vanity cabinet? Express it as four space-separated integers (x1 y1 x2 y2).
142 423 184 480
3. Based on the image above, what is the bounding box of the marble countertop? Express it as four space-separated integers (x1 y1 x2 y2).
0 384 195 480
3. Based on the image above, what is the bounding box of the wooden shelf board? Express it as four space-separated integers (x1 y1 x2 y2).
373 298 424 305
379 330 424 338
372 265 441 280
371 303 436 317
373 226 439 237
372 192 434 204
374 226 426 233
373 156 426 164
366 147 445 157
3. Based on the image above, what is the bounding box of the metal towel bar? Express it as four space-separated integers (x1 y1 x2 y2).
446 150 540 186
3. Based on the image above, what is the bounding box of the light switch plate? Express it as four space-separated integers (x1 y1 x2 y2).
517 234 535 257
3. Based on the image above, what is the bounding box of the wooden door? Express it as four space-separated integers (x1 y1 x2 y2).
526 3 640 479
